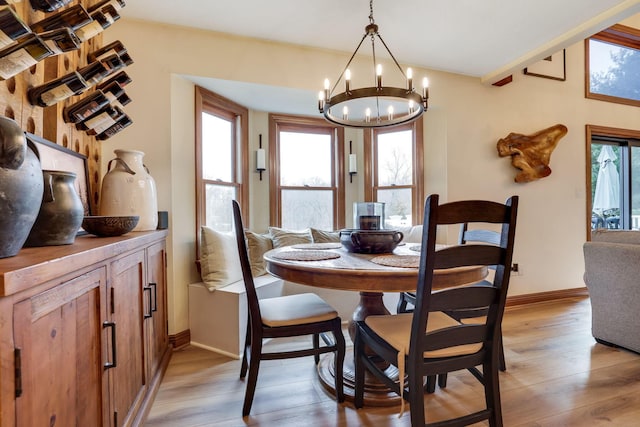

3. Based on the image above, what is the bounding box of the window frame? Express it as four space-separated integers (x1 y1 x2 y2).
585 23 640 107
586 124 640 239
195 86 249 257
268 113 345 229
363 120 425 226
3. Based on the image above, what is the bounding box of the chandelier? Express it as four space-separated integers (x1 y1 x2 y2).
318 0 429 128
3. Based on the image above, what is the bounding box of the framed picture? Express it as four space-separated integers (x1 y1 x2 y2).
26 133 91 219
524 50 566 81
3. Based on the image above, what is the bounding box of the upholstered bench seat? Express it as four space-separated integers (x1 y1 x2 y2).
188 275 284 358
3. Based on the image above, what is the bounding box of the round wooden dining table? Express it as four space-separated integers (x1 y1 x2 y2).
263 242 488 406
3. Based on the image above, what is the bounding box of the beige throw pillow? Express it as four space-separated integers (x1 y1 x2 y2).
269 226 312 248
199 226 243 291
245 230 273 277
311 228 340 243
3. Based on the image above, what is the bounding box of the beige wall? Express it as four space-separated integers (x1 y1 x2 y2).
103 17 640 334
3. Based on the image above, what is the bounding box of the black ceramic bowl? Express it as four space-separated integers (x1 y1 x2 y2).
339 229 404 254
82 216 139 237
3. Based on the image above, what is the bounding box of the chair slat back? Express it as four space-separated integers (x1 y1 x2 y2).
410 194 518 359
232 200 262 328
433 245 504 270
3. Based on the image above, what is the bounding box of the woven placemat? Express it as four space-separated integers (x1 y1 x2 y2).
292 242 342 250
370 254 420 268
271 250 341 261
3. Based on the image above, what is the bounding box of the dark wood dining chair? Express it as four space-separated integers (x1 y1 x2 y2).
231 200 345 417
397 222 507 392
354 194 518 427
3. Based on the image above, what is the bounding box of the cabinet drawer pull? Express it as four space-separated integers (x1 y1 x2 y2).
149 282 158 313
103 321 117 370
143 286 153 319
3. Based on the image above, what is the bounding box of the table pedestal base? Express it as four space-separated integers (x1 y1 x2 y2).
317 354 402 407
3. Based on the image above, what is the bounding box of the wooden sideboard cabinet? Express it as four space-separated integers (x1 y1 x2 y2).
0 230 170 427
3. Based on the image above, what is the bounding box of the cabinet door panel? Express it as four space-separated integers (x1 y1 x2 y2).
109 251 146 426
13 267 108 427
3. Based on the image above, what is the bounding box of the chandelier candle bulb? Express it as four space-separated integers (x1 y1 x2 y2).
324 78 330 100
423 77 429 100
365 108 371 122
388 105 394 120
342 106 348 120
407 67 413 91
345 69 351 92
318 91 324 111
376 64 382 88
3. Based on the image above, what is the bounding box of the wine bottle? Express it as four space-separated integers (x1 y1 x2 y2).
116 91 131 106
87 40 126 63
0 33 53 80
62 80 124 123
96 113 132 140
87 0 125 13
99 52 125 74
29 4 92 33
96 70 131 90
74 7 119 42
38 27 80 54
77 59 110 87
0 1 22 5
0 6 31 49
76 104 124 133
27 70 87 106
28 0 72 13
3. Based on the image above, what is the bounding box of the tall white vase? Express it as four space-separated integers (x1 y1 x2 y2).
100 149 158 231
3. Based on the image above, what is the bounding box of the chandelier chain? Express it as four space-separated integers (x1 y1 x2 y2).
369 0 375 24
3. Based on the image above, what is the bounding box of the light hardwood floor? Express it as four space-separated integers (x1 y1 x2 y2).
144 297 640 426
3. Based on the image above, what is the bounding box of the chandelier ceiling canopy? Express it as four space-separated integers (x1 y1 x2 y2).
318 0 429 128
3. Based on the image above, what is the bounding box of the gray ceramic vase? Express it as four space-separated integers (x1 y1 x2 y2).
0 117 44 258
24 170 84 246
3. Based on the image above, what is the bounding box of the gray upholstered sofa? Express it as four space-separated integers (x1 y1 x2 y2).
583 230 640 353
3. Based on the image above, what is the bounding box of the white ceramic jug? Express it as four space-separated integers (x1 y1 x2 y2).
99 149 158 231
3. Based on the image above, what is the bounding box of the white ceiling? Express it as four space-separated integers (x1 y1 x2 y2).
121 0 640 114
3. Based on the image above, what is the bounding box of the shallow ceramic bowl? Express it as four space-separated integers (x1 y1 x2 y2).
82 216 139 237
339 229 404 254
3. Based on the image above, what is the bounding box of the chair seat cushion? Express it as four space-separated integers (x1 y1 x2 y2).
260 293 338 327
365 312 482 358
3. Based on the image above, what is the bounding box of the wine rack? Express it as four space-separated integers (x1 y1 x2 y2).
0 0 117 215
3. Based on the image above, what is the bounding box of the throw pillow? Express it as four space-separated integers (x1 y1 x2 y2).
269 226 312 248
199 226 243 291
245 230 273 277
310 227 340 243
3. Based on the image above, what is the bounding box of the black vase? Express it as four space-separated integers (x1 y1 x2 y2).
0 117 44 258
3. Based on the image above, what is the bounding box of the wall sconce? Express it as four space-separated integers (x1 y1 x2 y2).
256 134 266 181
349 140 357 183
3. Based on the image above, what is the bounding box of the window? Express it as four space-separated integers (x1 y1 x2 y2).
587 125 640 234
195 86 248 244
269 114 345 230
586 24 640 107
364 121 424 227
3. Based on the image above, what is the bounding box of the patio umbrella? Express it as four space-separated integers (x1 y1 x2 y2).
592 145 620 215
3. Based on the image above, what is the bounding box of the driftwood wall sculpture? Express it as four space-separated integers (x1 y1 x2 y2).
497 124 568 183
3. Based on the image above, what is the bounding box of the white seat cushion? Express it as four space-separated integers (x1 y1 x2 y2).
260 293 338 327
